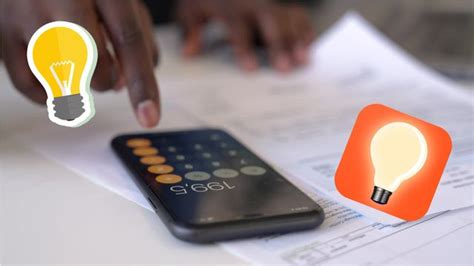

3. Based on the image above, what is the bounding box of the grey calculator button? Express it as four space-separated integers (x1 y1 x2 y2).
228 150 237 156
194 144 203 150
168 146 176 152
211 161 221 167
176 154 185 161
184 164 194 170
202 152 212 158
210 134 220 140
185 171 211 181
241 166 267 176
213 168 239 178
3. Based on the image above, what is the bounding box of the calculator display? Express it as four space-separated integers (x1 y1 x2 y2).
116 129 320 225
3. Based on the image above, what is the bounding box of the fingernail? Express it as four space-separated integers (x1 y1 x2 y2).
295 45 309 65
137 99 160 128
182 39 199 58
275 55 291 72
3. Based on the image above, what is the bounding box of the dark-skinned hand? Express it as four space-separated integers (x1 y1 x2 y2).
177 0 314 71
0 0 160 127
0 0 314 128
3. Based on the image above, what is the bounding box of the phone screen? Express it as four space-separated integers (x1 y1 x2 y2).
114 129 321 226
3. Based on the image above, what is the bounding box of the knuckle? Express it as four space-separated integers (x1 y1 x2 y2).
129 78 145 97
115 18 144 47
70 5 92 24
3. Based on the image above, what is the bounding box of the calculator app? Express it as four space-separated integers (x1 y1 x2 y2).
116 129 319 225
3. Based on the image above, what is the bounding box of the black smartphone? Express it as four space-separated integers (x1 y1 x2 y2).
111 128 324 243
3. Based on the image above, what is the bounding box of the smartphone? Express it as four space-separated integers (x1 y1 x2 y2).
112 128 324 243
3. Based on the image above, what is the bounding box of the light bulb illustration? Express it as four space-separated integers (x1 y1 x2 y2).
27 21 97 127
370 122 428 204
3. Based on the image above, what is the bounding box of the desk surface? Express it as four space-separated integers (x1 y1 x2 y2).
1 124 251 265
1 141 243 264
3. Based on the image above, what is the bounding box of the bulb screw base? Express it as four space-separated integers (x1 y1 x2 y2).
371 186 392 205
53 94 85 121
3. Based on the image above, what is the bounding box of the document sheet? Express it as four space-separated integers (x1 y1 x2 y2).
162 13 474 224
6 12 473 265
221 189 473 265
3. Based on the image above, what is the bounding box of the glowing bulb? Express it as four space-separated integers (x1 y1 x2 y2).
27 21 97 127
370 122 428 204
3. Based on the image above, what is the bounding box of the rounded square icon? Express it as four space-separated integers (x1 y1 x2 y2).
335 104 452 221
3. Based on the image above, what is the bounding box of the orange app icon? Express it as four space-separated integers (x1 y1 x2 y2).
335 104 452 221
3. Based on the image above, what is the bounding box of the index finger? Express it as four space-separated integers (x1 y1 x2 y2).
96 0 160 128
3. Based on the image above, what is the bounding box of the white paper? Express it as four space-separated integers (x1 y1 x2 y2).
10 98 204 210
161 13 474 224
221 192 474 265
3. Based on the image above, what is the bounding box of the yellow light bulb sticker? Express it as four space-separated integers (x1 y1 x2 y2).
370 122 428 204
27 21 97 127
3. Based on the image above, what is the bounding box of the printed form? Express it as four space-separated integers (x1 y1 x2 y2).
165 13 474 264
165 13 474 224
8 12 473 265
207 14 472 264
221 190 473 265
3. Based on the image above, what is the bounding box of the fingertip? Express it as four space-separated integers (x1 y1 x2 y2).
182 40 200 58
181 27 202 58
91 56 120 92
29 90 48 105
273 55 292 73
136 99 160 128
238 55 259 71
113 74 126 92
293 45 309 65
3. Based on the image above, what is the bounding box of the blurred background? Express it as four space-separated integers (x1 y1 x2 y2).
306 0 474 82
144 0 474 83
1 0 472 83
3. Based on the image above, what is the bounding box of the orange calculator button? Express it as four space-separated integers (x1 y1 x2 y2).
140 155 166 165
156 174 182 184
133 147 158 156
126 138 151 148
148 165 174 174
